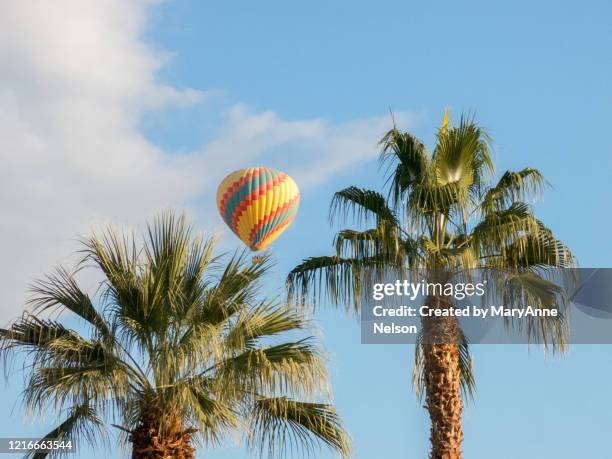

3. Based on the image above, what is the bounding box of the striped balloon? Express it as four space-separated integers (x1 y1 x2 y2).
216 167 300 251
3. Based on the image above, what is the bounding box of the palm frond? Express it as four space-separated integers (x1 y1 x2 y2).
214 338 328 397
287 255 388 312
81 228 146 347
141 211 195 322
202 251 273 326
333 223 416 268
225 303 307 351
498 230 575 269
25 360 130 413
187 385 238 446
248 397 351 458
499 271 569 352
406 181 462 233
26 404 106 459
433 115 494 190
481 168 546 214
472 202 539 255
330 186 399 227
378 128 430 206
0 315 124 383
28 268 110 338
1 315 72 355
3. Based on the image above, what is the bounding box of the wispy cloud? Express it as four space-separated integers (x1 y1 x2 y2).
190 104 414 189
0 0 414 321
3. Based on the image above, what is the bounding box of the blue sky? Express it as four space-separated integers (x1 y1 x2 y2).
0 0 611 458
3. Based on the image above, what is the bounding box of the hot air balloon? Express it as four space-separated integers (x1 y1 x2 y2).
216 167 300 251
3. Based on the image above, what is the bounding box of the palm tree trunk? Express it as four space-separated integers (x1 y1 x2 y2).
130 408 197 459
422 295 463 459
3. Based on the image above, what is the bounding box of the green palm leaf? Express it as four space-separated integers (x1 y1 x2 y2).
249 397 351 458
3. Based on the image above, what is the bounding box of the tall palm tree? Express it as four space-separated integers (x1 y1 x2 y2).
287 111 574 459
1 213 350 459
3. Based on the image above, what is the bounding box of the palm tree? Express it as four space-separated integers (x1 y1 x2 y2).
0 212 350 459
287 111 574 459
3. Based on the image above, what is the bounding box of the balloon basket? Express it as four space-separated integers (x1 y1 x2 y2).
252 254 266 265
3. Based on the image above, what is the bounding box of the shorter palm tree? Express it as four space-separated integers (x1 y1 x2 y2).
1 212 350 459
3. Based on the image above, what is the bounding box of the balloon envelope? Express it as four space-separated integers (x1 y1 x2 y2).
216 167 300 251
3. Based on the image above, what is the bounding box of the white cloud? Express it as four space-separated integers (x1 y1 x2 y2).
0 0 413 322
194 105 414 187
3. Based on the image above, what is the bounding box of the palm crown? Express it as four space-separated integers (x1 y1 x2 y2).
1 213 350 459
287 111 574 458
